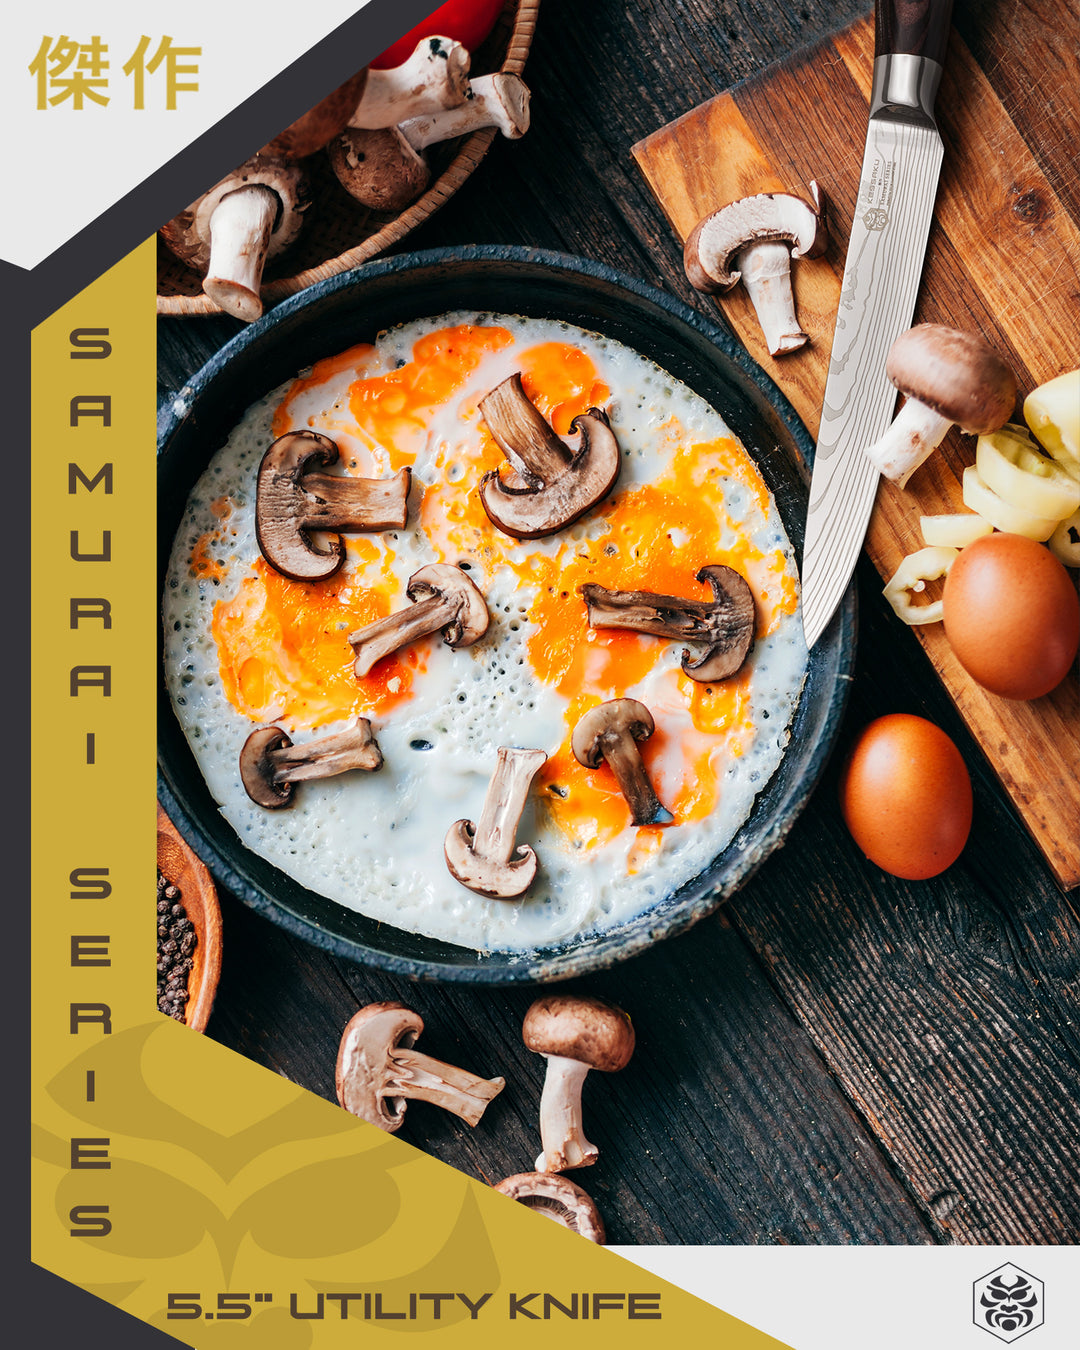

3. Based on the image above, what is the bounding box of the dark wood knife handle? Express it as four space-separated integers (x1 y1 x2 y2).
876 0 954 65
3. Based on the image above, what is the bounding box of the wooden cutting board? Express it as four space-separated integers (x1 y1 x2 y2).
632 6 1080 890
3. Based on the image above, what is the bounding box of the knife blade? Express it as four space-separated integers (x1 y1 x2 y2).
801 0 955 649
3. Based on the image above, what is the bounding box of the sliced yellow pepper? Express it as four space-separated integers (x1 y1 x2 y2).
1025 370 1080 480
976 424 1080 521
961 465 1059 541
883 546 959 625
920 514 993 549
1048 509 1080 568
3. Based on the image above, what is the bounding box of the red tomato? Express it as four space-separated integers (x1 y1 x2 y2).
371 1 505 69
839 715 972 880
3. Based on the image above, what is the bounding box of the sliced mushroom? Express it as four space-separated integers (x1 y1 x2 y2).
336 1001 505 1131
571 699 673 827
684 182 827 356
240 720 382 809
863 325 1018 488
255 430 411 582
523 995 635 1173
582 566 756 682
349 37 470 128
349 563 488 677
444 747 548 898
478 374 621 538
160 157 311 323
494 1172 606 1244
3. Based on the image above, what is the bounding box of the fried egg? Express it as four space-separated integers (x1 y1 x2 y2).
163 314 807 951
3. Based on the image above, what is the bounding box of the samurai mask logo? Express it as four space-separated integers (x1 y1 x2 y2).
862 207 889 231
973 1264 1044 1343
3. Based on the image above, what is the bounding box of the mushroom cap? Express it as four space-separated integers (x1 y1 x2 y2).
260 69 369 159
160 157 309 273
444 821 537 898
239 726 295 808
407 563 489 647
328 126 430 211
684 182 827 293
335 1001 424 1132
681 565 756 682
494 1172 606 1244
570 698 655 769
886 325 1018 434
523 994 635 1072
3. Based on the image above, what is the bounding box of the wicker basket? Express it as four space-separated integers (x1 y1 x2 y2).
157 1 540 317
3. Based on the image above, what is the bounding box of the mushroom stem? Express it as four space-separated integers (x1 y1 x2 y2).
349 37 470 128
268 722 382 783
444 747 547 898
350 592 451 676
473 748 547 864
601 728 673 827
289 467 412 533
202 185 279 323
736 239 807 356
389 1045 506 1126
239 720 383 808
480 373 573 485
536 1055 597 1172
864 397 952 488
399 73 530 151
349 563 489 677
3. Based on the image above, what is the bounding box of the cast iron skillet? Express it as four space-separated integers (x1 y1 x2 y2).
158 246 856 983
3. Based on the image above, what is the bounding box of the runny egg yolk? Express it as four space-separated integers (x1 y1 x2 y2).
208 324 799 854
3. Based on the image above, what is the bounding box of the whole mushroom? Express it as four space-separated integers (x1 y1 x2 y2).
523 994 635 1172
494 1172 606 1244
863 325 1018 488
478 373 621 539
684 183 827 356
329 72 530 211
336 1002 505 1132
348 36 470 128
160 157 310 323
160 71 365 322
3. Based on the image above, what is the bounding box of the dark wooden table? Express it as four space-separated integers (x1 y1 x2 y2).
157 0 1080 1246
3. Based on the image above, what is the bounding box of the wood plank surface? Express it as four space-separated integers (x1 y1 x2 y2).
632 10 1080 889
158 0 1080 1248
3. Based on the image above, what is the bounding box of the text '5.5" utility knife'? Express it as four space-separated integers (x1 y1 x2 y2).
801 0 955 649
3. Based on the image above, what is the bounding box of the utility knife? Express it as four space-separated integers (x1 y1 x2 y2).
801 0 955 648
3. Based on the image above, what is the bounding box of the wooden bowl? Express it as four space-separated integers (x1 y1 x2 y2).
157 804 223 1031
157 0 540 318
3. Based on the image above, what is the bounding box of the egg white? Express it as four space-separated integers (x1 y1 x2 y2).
163 313 807 951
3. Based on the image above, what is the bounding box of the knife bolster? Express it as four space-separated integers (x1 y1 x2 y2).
869 54 944 129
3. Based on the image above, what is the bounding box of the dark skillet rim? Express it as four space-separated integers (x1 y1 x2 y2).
158 244 856 985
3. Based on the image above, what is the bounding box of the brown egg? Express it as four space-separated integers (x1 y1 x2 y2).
942 533 1080 700
840 715 972 879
